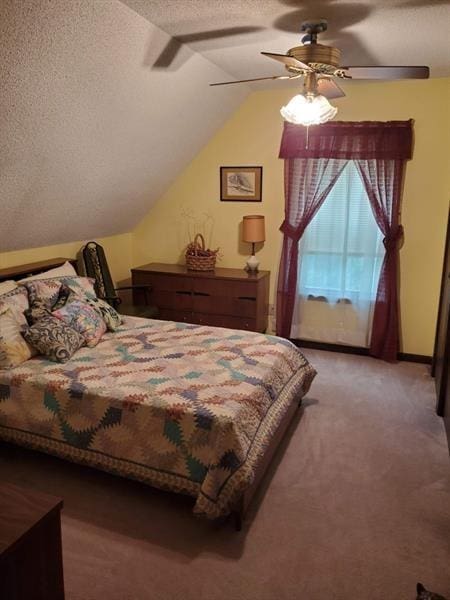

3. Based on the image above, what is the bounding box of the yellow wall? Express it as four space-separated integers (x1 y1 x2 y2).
0 233 133 283
3 79 448 355
133 78 450 356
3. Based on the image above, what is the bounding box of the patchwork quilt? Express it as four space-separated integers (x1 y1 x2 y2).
0 317 316 518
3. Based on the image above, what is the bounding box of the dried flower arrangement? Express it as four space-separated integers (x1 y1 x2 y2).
185 234 219 271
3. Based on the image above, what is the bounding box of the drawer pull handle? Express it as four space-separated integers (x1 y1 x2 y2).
238 296 256 301
193 292 210 297
176 290 191 296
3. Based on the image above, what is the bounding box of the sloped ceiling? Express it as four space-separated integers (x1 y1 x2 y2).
0 0 248 252
1 0 448 253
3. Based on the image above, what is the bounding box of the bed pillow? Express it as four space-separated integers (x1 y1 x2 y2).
52 283 74 311
58 276 97 301
0 286 30 326
18 261 77 283
0 280 18 295
0 307 36 369
85 297 122 331
24 276 96 309
22 315 85 363
24 279 63 309
24 298 52 325
53 299 106 347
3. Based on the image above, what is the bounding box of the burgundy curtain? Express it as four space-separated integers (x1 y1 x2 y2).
276 158 346 338
355 159 405 361
279 120 413 160
277 120 413 359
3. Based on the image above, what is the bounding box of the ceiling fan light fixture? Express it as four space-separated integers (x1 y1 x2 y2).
280 92 338 126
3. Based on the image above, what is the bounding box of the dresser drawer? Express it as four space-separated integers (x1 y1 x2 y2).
192 278 258 318
158 308 194 323
192 294 257 318
158 310 256 331
152 290 193 311
134 272 193 293
196 314 257 331
194 277 257 298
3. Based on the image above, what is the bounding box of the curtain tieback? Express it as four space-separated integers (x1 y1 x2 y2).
279 221 305 242
383 225 404 251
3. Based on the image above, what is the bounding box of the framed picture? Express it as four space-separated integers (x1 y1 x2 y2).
220 166 262 202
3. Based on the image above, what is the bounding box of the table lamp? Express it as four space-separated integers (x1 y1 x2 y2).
242 215 265 272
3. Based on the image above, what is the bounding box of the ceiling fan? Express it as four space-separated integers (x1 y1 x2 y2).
210 19 429 125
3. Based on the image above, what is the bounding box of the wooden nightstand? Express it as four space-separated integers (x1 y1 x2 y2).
131 263 270 332
0 483 65 600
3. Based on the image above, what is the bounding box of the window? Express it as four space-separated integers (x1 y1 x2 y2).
291 162 384 346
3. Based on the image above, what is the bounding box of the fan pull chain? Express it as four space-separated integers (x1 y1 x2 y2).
305 125 310 149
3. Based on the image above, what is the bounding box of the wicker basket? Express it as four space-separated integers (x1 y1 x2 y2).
185 233 217 271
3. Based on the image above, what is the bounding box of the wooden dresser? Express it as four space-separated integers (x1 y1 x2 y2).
131 263 270 332
0 482 65 600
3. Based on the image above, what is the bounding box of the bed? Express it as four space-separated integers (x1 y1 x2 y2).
0 259 316 528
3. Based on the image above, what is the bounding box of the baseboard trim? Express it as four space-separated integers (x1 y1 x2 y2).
290 339 432 364
291 339 369 356
397 352 432 364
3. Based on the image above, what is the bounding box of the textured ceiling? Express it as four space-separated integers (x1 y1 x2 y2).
123 0 450 83
0 0 247 252
1 0 448 253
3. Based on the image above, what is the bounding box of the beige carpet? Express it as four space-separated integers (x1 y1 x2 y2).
1 350 449 600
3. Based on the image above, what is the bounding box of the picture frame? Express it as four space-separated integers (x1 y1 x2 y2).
220 166 263 202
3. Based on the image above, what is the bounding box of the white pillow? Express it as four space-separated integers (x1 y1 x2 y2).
0 280 18 295
0 306 36 369
19 261 77 283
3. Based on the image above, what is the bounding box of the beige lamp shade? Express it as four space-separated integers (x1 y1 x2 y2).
242 215 265 243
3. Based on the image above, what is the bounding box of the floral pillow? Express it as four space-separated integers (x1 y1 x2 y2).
24 279 63 309
0 307 36 369
22 315 85 363
55 284 121 332
85 297 122 331
52 283 74 311
0 286 30 326
53 299 106 347
24 276 97 309
59 276 96 301
24 298 52 325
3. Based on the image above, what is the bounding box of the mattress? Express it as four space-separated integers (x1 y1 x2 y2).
0 317 316 518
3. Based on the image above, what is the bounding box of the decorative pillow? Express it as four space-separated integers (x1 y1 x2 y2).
0 307 36 369
24 298 52 325
60 276 96 300
18 261 77 282
85 297 122 331
24 279 63 309
53 299 106 347
0 280 18 295
52 283 73 311
22 315 84 363
24 276 96 309
0 286 30 326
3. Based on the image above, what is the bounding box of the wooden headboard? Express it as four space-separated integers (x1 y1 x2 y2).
0 258 78 283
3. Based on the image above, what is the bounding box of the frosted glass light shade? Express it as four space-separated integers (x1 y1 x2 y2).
280 93 338 126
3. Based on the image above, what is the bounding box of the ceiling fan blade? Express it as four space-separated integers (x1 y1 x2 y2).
261 52 312 72
317 78 346 99
210 75 294 87
342 65 430 80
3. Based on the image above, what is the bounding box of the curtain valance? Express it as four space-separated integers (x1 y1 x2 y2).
279 120 413 160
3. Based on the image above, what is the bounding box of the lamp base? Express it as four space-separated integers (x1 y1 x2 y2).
245 254 260 272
